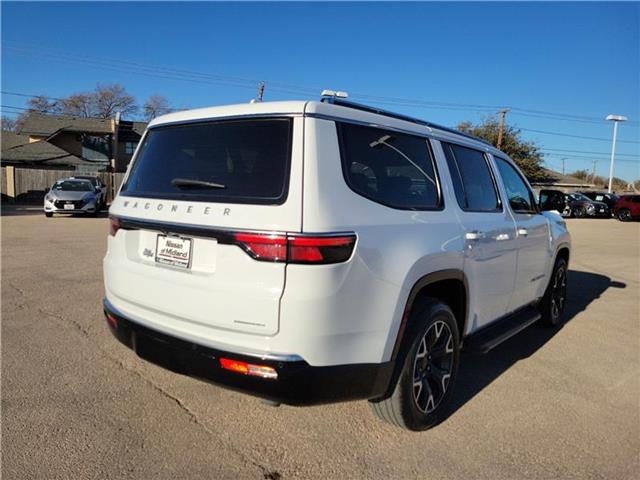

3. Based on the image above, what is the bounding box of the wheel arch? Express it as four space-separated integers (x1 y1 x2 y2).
374 269 469 401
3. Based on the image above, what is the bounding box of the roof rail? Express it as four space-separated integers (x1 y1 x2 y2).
320 96 494 147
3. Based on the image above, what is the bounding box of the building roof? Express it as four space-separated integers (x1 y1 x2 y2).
1 137 98 167
1 130 30 150
17 112 113 136
531 168 596 188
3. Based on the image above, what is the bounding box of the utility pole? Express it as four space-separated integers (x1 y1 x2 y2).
257 82 265 102
561 158 566 176
496 108 510 150
591 160 597 183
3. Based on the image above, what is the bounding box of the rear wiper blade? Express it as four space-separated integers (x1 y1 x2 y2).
171 178 226 189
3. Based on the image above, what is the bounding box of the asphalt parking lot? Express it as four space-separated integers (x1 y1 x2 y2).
2 209 639 479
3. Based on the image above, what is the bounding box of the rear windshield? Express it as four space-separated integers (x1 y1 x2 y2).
53 180 93 192
120 118 293 205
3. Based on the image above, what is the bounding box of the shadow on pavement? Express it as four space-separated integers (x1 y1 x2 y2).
449 269 626 419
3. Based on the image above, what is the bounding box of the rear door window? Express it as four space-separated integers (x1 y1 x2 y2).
121 118 293 205
337 123 441 210
442 142 501 212
493 157 537 213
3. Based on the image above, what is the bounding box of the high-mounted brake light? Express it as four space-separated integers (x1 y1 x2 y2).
109 216 120 236
233 232 356 264
219 357 278 379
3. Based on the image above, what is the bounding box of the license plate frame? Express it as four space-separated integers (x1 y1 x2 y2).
155 234 193 269
63 203 75 210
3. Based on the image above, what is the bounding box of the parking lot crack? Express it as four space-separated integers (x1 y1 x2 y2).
35 305 278 479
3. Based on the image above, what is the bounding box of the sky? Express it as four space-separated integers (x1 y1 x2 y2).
2 1 639 181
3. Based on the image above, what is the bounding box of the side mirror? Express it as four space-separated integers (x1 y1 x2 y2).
44 187 50 193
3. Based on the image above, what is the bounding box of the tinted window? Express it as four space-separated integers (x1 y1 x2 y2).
338 123 440 209
494 157 536 213
121 119 292 205
442 143 500 211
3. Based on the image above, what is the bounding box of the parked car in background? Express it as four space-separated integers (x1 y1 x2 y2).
612 195 640 221
539 190 608 218
104 95 571 431
71 175 107 208
44 178 101 217
577 191 619 215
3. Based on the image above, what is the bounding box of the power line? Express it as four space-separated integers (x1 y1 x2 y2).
520 126 640 145
542 147 639 158
5 42 638 126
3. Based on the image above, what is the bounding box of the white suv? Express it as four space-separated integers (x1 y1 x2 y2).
103 94 570 431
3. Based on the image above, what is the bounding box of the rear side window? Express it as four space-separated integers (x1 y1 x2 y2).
337 123 441 210
121 118 292 205
442 143 501 212
493 157 537 213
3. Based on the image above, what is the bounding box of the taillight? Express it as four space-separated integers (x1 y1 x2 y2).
233 232 356 264
219 357 278 379
109 216 120 236
234 233 287 262
288 235 356 264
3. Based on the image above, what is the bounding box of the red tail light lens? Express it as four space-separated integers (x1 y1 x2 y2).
234 233 287 261
109 216 120 236
233 232 356 264
288 235 356 264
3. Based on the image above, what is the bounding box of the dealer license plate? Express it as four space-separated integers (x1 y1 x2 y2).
155 235 193 269
64 203 75 210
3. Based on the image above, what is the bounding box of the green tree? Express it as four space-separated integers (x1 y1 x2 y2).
457 117 546 181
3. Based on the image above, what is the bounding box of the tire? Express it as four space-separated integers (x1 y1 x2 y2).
617 209 632 222
573 206 586 218
370 299 460 431
45 212 53 218
539 257 568 327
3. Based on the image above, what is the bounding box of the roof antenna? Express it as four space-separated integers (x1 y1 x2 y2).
251 82 266 103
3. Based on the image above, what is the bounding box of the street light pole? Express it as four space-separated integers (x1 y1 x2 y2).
606 114 628 193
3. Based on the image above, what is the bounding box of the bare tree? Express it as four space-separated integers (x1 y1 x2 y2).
143 94 172 121
1 115 17 132
92 83 137 118
59 93 94 118
26 95 58 114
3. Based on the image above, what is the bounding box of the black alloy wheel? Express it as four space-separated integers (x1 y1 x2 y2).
370 299 460 431
617 209 632 222
412 320 455 414
540 257 568 326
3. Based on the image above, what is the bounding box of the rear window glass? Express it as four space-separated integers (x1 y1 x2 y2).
121 118 293 205
337 123 441 210
53 180 93 192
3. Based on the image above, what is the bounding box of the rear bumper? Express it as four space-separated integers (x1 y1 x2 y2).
103 299 392 406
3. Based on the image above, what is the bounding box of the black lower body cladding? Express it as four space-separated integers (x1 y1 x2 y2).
103 299 393 406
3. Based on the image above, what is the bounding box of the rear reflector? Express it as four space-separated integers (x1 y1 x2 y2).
105 312 118 328
234 232 356 264
109 216 120 236
219 358 278 380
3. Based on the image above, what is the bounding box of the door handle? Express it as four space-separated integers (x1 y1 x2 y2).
517 228 528 237
465 231 485 241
